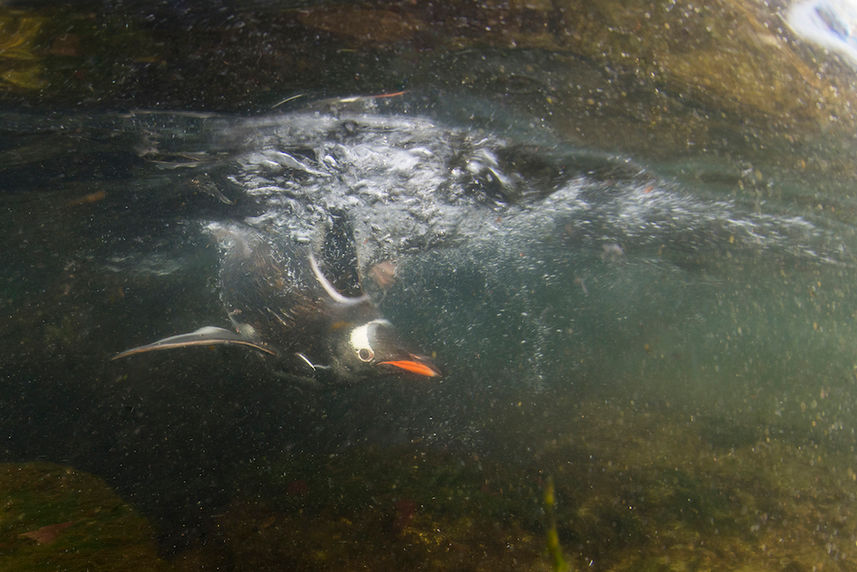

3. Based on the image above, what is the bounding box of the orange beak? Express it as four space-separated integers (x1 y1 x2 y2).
379 355 442 378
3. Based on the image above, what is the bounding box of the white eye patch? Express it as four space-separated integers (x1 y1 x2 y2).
349 319 392 362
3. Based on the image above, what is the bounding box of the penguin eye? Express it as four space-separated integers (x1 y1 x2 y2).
357 348 374 362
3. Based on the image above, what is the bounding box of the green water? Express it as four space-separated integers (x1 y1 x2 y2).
3 1 857 570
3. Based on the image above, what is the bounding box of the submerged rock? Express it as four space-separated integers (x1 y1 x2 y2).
0 462 164 571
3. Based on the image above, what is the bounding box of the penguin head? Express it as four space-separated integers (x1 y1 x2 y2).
332 318 442 381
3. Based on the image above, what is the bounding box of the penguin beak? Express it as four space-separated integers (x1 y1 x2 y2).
378 353 442 378
351 319 443 378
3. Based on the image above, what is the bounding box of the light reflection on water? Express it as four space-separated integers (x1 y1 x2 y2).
789 0 857 63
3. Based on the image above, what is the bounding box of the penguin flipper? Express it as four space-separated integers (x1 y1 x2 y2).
112 326 277 360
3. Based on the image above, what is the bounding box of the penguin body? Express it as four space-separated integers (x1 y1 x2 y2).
114 222 441 384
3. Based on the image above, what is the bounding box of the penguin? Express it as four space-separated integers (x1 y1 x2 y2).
113 220 441 384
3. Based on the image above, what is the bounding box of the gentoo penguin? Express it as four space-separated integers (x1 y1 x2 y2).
113 221 441 384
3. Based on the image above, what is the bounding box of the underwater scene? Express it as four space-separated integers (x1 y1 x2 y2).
3 1 857 570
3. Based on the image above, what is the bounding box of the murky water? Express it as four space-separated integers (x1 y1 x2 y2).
4 2 857 570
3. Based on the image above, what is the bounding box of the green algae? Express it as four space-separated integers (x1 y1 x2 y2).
2 395 849 570
193 392 857 570
528 398 857 570
543 476 571 572
208 446 550 570
0 10 47 90
0 462 164 571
